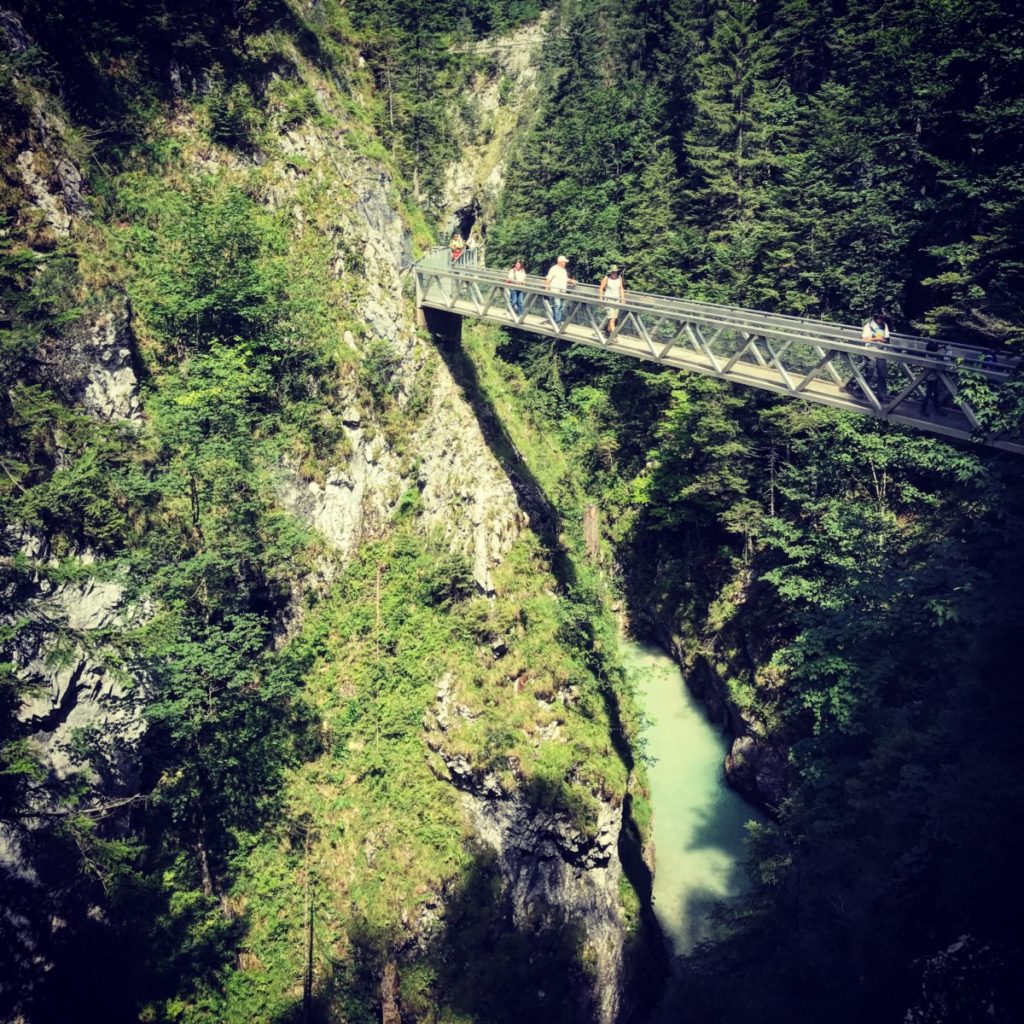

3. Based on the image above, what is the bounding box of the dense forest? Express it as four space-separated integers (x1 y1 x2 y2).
2 0 1024 1022
484 0 1024 1020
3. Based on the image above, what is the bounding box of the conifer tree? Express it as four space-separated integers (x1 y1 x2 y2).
681 0 798 303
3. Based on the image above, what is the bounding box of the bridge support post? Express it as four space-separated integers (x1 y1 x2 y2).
422 306 462 349
414 269 426 328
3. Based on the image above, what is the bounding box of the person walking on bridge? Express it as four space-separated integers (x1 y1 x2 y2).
545 255 576 326
598 264 626 336
861 311 891 400
920 339 945 417
505 258 527 318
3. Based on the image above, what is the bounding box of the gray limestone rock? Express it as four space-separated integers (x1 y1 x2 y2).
430 672 626 1023
2 11 90 241
441 15 551 233
0 553 145 1014
15 148 74 236
724 734 788 810
460 790 626 1024
10 118 90 236
275 132 525 592
38 300 142 421
9 572 147 788
0 9 32 51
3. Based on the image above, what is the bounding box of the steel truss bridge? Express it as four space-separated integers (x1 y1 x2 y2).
414 247 1023 455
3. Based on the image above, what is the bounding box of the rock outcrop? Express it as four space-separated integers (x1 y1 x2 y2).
279 359 526 593
1 17 147 1001
39 299 143 422
0 534 149 1014
723 733 788 809
2 10 90 240
460 790 626 1024
9 565 146 787
276 128 526 591
441 14 550 236
427 673 628 1023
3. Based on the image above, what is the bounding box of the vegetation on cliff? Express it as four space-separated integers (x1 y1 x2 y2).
2 2 645 1022
5 0 1024 1021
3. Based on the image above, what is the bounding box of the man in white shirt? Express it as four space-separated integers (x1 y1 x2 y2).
861 312 891 399
544 255 576 326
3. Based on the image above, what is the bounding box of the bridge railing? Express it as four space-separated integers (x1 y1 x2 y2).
422 244 487 270
414 255 1023 453
434 261 1012 373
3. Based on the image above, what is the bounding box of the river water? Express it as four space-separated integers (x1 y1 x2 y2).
622 640 759 959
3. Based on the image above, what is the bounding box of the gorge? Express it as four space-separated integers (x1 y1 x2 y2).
2 2 1024 1023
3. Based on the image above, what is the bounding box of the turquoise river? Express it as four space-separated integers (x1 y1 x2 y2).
623 639 760 972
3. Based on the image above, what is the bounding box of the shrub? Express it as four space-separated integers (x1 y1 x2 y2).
359 338 401 405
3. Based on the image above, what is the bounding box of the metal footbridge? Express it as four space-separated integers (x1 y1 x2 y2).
414 247 1023 455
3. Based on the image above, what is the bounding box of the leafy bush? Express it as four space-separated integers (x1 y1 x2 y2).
207 77 260 147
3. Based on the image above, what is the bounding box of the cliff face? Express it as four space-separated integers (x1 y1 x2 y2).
1 17 151 1002
440 13 550 239
274 125 525 592
430 672 629 1024
1 25 142 782
1 7 642 1020
261 110 634 1022
269 116 634 1017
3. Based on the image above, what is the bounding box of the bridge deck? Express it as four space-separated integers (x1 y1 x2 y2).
414 248 1023 454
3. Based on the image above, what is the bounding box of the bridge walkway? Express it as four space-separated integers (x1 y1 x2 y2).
413 247 1022 455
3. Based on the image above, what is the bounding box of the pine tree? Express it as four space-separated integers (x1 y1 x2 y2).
681 0 798 303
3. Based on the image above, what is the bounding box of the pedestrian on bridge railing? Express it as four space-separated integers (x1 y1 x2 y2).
598 264 626 335
504 259 527 317
920 340 947 417
545 255 576 326
861 311 891 399
450 231 464 263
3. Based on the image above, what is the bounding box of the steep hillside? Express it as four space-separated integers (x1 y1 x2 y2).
0 4 658 1022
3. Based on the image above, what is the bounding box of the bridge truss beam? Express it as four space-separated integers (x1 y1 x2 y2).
414 250 1023 455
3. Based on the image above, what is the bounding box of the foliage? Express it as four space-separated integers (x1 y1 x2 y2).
344 0 549 214
6 0 1024 1019
359 337 402 405
486 1 1024 1017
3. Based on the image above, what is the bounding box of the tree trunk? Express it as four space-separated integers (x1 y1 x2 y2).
381 959 401 1024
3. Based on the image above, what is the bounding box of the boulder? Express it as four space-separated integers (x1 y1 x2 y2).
724 734 788 810
39 300 142 422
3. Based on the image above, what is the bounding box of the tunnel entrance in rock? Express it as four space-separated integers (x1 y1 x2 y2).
453 198 482 242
